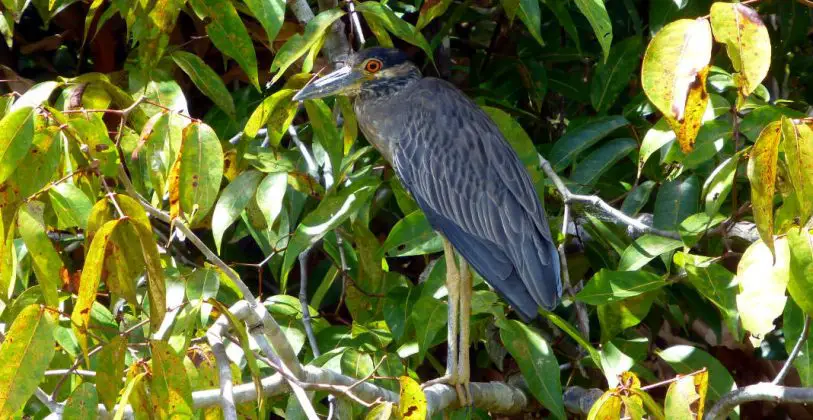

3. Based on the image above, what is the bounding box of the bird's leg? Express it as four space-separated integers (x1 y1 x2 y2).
457 256 473 406
422 238 462 395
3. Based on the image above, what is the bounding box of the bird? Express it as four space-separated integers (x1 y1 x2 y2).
293 47 562 404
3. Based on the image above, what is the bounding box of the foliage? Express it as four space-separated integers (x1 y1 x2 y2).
0 0 812 418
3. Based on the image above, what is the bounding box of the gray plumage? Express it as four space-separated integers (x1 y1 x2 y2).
294 47 562 320
353 49 561 320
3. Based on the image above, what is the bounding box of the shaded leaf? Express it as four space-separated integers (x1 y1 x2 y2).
63 382 98 420
171 51 236 117
787 228 813 316
653 176 699 231
410 296 447 363
573 0 612 62
355 2 433 59
548 116 628 170
243 0 285 43
570 138 637 192
621 180 656 217
576 269 666 305
784 299 813 386
379 210 442 257
674 252 739 340
516 0 544 46
590 36 642 113
499 319 564 419
97 336 127 411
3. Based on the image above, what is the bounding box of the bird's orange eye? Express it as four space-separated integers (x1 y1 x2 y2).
365 59 383 73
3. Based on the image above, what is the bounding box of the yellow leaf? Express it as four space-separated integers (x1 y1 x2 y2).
783 121 813 224
747 120 782 253
586 391 622 420
735 238 790 346
710 2 771 99
168 150 182 221
642 18 712 152
398 376 427 420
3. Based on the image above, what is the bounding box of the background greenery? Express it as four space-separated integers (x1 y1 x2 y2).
0 0 812 418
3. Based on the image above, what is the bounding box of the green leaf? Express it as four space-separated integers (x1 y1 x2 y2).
11 81 60 110
735 238 790 346
541 0 580 51
638 118 674 175
598 292 656 343
674 252 740 340
63 382 99 420
97 336 127 411
379 210 442 258
658 345 737 413
783 120 813 225
709 2 771 98
576 269 666 305
618 234 684 271
499 319 565 419
17 201 62 307
212 169 264 252
538 309 602 367
547 116 628 171
702 154 739 217
49 183 94 231
787 228 813 316
177 121 225 224
590 36 643 113
573 0 613 62
304 99 343 182
678 212 725 247
281 178 381 287
355 2 433 60
9 118 60 197
747 120 781 254
171 51 236 117
784 299 813 386
0 106 34 184
653 176 699 231
570 138 637 192
150 340 194 418
516 0 544 46
243 89 298 144
256 171 288 228
66 113 120 177
410 295 448 364
242 0 285 44
0 305 56 418
270 9 346 83
621 180 656 216
113 372 146 420
187 0 259 90
415 0 453 30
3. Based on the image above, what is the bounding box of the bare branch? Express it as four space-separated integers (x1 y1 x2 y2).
707 383 813 420
773 315 811 385
538 154 681 240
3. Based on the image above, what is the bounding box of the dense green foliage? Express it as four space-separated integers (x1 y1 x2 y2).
0 0 813 418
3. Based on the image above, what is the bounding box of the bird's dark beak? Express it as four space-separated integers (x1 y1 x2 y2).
293 66 364 101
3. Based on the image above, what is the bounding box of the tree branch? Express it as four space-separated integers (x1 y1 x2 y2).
707 383 813 420
538 154 681 240
773 315 811 385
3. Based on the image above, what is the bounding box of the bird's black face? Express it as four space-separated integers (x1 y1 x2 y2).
293 48 420 101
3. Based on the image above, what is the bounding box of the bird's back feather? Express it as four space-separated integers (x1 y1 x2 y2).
357 77 562 319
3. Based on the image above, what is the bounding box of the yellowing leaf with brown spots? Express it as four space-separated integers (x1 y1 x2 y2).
665 66 710 153
642 18 712 152
664 370 708 420
150 340 194 419
747 120 782 255
398 376 427 420
168 151 182 220
71 219 121 364
710 2 771 100
176 121 224 224
784 121 813 225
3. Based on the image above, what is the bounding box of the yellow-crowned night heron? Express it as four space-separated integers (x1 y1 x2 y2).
293 47 561 404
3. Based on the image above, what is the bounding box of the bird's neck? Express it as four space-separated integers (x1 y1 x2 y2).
358 67 422 101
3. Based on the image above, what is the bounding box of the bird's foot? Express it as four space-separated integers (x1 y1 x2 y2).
421 375 470 407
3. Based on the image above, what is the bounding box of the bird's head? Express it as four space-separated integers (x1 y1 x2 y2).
293 48 421 101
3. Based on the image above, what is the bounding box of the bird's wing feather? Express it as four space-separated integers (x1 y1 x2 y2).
392 78 561 315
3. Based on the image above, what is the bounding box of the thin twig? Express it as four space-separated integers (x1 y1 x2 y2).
773 315 811 385
299 247 322 358
538 154 681 240
640 368 707 391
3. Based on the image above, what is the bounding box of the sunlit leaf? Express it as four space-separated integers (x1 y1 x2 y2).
175 121 225 224
618 234 684 271
0 106 34 184
784 300 813 386
709 2 771 99
586 391 621 420
410 296 447 364
50 182 94 231
379 210 442 257
270 9 346 83
150 340 194 418
398 376 427 419
787 228 813 316
366 401 393 419
735 238 790 346
674 252 740 340
212 169 264 252
747 120 781 254
783 121 813 224
658 345 736 414
63 382 99 420
256 171 288 228
598 292 656 343
355 2 433 60
243 0 285 44
0 305 56 417
97 336 127 411
702 154 739 217
17 201 62 307
664 371 707 420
